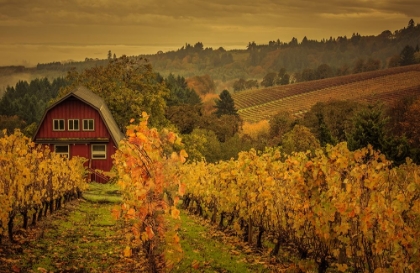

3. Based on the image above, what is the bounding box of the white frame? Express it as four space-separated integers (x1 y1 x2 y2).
68 119 80 131
53 119 65 131
54 145 69 158
83 119 94 131
91 144 106 159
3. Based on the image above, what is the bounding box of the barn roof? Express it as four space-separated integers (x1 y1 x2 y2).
33 86 125 146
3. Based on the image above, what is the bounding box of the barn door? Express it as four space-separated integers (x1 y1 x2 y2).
70 144 89 167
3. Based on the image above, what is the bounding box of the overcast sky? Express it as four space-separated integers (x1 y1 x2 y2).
0 0 419 66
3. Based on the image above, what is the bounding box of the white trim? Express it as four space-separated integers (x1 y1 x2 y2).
83 119 95 131
68 119 80 131
53 119 65 131
54 144 69 158
91 144 106 159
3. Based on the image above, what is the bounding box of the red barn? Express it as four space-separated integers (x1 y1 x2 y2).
33 86 125 182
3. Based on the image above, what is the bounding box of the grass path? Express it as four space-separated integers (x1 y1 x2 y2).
0 183 143 273
0 183 275 273
171 212 269 273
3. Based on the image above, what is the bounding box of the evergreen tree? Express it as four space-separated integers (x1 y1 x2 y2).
347 105 388 152
214 90 238 117
347 105 409 164
316 113 336 146
399 45 416 66
408 18 415 28
164 73 201 106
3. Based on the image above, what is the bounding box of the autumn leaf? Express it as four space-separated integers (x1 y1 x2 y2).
171 207 181 219
124 246 132 257
126 208 136 219
178 182 186 196
111 206 120 220
191 260 200 270
167 132 176 144
336 263 348 272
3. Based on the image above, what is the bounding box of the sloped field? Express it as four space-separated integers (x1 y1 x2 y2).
233 64 420 122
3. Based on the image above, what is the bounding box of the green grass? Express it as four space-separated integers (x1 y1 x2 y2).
83 182 123 204
0 182 136 273
0 183 273 273
170 212 268 273
21 201 128 272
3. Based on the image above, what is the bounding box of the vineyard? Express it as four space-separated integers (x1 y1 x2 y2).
1 114 420 272
108 114 420 272
233 64 420 122
179 144 420 272
0 130 87 243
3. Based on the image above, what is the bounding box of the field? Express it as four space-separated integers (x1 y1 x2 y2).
233 64 420 122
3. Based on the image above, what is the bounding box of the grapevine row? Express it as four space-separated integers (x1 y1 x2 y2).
179 143 420 272
237 71 420 122
233 66 420 122
0 130 88 243
112 114 187 273
233 64 420 109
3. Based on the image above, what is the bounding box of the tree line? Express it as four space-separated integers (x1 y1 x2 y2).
2 54 420 166
234 42 420 91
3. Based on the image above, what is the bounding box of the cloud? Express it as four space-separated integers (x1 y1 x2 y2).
0 0 417 47
1 0 417 27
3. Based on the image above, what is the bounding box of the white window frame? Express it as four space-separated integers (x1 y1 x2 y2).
83 119 94 131
53 119 65 131
68 119 79 131
91 144 106 159
54 145 69 158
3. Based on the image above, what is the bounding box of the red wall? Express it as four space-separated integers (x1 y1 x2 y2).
36 98 111 139
35 97 119 172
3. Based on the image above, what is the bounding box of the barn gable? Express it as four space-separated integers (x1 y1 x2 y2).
33 86 124 146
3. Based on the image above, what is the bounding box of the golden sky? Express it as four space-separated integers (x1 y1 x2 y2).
0 0 419 66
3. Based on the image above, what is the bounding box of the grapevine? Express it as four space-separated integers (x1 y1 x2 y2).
112 113 187 273
180 142 420 272
0 129 88 243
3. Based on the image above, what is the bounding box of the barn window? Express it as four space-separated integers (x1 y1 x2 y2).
68 119 79 131
53 119 65 131
55 145 69 158
83 119 94 131
91 144 106 159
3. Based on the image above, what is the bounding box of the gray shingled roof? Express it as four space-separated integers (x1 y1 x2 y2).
33 86 125 146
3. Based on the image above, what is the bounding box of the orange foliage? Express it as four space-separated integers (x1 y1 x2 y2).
200 93 219 115
180 143 420 271
239 120 270 140
113 113 186 272
186 74 216 95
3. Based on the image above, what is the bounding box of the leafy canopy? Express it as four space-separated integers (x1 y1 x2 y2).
58 55 169 131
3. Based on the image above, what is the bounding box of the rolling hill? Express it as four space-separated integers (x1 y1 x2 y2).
232 64 420 123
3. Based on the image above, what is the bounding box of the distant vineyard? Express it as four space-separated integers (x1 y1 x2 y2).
233 64 420 122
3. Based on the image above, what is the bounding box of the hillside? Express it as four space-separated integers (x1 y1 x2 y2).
233 64 420 123
0 21 419 96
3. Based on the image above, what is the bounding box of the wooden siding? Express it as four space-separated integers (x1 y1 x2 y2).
41 142 117 172
35 97 120 173
35 98 112 140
